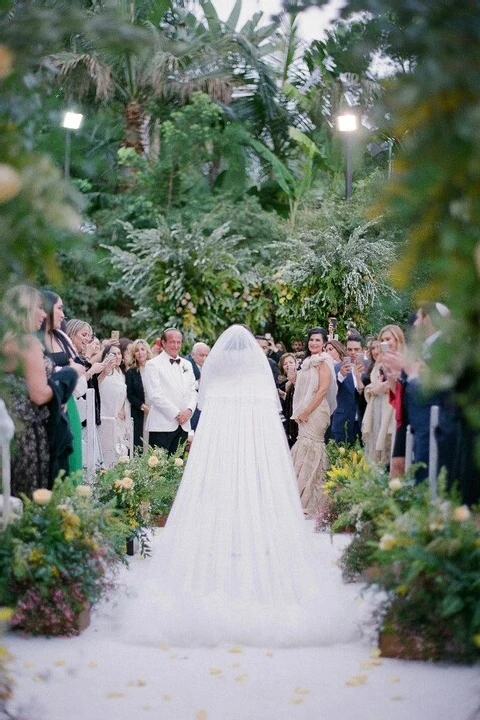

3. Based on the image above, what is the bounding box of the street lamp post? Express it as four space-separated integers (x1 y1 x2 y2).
62 111 83 180
337 113 358 200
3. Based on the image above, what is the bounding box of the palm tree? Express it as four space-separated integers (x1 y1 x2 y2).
45 0 284 157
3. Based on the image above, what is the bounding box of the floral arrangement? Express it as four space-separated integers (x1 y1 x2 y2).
316 442 371 532
317 442 421 581
0 478 128 637
93 445 185 555
370 483 480 663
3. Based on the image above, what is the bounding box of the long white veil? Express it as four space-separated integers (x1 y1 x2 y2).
109 325 362 647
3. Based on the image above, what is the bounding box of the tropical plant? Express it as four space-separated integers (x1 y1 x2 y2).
273 213 397 336
0 477 128 637
370 486 480 663
93 445 185 554
105 217 272 342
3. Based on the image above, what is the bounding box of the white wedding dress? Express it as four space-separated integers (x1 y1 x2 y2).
112 325 362 647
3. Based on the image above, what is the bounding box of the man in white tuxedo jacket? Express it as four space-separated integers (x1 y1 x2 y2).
143 328 197 454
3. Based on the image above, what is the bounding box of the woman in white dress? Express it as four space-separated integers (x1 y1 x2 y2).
114 325 360 648
98 344 131 467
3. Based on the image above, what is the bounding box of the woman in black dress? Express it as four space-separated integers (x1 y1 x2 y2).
125 339 152 453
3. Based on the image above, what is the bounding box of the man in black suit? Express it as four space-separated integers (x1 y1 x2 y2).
185 342 210 431
255 335 279 383
330 332 367 445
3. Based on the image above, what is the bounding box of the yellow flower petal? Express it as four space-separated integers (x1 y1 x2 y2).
294 687 310 695
158 643 170 651
234 674 248 682
290 697 304 704
195 711 207 720
228 646 243 653
345 675 368 686
54 660 66 667
106 692 125 698
88 661 98 668
209 668 223 675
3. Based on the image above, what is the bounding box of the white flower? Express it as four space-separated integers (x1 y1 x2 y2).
453 505 471 522
32 489 52 505
76 485 92 498
174 458 184 467
117 455 130 464
148 455 159 468
388 478 403 492
379 533 397 551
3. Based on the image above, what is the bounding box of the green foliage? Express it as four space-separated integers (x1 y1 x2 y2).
274 216 397 336
93 445 185 554
316 442 421 582
105 217 272 342
322 0 480 456
371 487 480 663
0 476 127 637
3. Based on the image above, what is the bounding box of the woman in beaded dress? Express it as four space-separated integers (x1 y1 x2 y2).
291 327 337 517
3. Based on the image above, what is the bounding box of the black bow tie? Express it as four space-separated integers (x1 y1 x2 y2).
169 358 181 365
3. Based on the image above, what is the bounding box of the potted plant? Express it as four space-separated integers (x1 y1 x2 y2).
93 445 185 555
0 477 128 637
370 484 480 663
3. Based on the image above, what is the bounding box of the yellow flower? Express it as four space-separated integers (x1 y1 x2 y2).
473 634 480 648
76 484 92 498
32 489 52 505
0 607 14 623
338 447 346 455
174 458 184 467
28 548 44 565
388 478 403 492
379 533 397 551
51 566 60 578
395 584 408 596
453 505 471 522
122 477 134 489
148 455 159 468
61 510 81 542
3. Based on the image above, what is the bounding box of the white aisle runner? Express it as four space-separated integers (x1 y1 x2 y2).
3 528 480 720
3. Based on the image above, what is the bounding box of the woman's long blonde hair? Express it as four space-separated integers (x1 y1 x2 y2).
2 284 43 334
377 324 406 352
126 338 153 369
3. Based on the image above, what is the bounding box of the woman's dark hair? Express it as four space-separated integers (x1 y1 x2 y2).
101 343 118 362
304 327 328 358
40 290 59 332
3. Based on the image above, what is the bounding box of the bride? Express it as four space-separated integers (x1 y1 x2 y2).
114 325 361 647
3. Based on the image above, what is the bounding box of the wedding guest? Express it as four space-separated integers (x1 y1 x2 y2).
41 290 85 477
65 319 106 469
98 344 131 467
325 339 346 364
362 336 394 466
330 332 367 445
277 353 298 448
291 327 337 517
125 339 153 452
185 341 210 431
2 285 53 497
118 337 133 374
142 328 197 454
